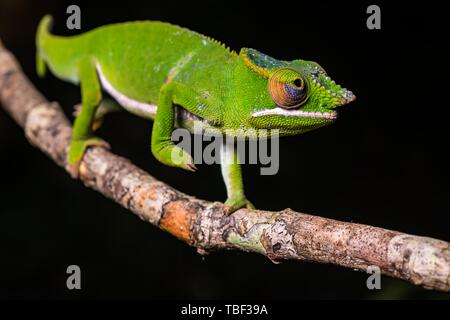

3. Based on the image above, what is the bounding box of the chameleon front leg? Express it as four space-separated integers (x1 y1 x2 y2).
68 57 109 176
221 142 255 214
151 83 196 171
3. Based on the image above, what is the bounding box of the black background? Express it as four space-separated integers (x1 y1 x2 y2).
0 0 449 299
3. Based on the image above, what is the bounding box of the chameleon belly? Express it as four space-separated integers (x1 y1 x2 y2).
96 64 156 119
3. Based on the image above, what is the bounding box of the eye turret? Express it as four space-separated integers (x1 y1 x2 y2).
268 68 309 109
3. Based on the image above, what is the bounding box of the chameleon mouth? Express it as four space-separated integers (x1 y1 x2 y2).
252 107 337 119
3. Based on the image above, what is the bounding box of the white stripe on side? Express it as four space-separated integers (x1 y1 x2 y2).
96 64 157 116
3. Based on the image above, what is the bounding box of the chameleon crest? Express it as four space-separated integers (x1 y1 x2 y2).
241 48 287 77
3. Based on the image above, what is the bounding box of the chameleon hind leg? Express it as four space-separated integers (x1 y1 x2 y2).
68 57 109 176
151 82 196 171
73 99 122 131
221 142 255 214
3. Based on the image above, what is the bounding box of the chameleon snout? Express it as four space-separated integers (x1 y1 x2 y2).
338 89 356 106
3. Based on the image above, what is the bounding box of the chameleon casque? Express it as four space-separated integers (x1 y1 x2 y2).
35 15 356 213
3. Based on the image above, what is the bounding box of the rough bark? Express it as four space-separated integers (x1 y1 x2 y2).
1 40 449 292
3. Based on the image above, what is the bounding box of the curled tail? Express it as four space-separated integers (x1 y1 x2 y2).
35 15 53 78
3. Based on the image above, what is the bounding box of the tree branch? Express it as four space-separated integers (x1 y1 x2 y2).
1 40 449 292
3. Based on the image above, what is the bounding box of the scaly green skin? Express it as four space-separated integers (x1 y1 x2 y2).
35 15 355 213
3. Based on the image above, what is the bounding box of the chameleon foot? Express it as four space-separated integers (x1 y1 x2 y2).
153 144 197 172
68 136 110 177
224 196 255 215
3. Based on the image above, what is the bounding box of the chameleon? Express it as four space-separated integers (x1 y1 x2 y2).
35 15 356 213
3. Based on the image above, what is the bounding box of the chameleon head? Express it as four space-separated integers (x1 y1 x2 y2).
240 48 356 135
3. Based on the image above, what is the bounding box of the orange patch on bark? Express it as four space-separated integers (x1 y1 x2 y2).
159 200 194 244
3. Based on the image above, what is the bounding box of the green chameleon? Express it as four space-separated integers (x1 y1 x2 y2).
35 15 355 213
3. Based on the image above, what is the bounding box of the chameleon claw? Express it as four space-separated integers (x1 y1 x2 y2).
178 155 197 172
156 144 197 172
185 162 197 172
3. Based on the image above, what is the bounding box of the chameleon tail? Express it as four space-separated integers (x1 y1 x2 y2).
35 15 53 78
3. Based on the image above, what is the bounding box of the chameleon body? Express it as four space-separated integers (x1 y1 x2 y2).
36 15 355 212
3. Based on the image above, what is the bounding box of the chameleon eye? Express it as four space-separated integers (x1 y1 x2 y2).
293 78 302 87
269 68 308 109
